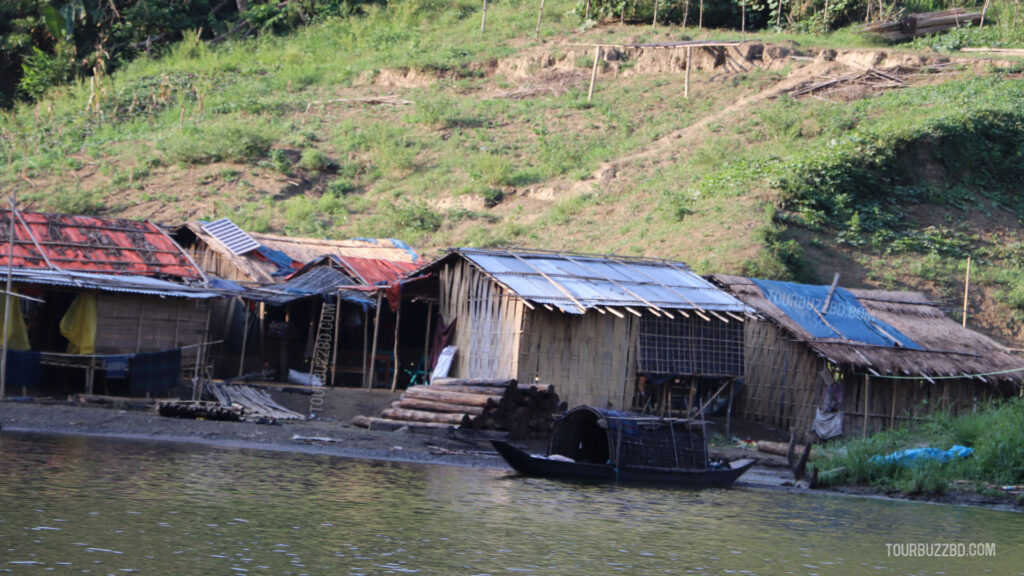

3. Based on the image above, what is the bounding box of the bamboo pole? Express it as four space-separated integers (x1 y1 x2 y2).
423 302 434 384
366 291 383 388
652 0 660 25
390 298 402 392
361 304 370 388
237 298 249 378
330 294 341 388
980 0 991 26
308 301 324 387
0 195 14 401
684 46 692 99
193 303 212 400
699 0 704 30
587 46 601 103
480 0 487 32
535 0 546 38
863 374 870 438
741 0 746 38
962 255 971 327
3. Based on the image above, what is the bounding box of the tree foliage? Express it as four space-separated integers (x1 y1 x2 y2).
0 0 373 107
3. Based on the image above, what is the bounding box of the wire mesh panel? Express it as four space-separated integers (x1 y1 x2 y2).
613 422 708 470
638 315 743 377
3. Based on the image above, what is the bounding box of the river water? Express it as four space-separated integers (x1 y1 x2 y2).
0 432 1020 575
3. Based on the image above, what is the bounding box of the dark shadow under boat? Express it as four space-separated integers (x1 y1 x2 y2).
493 406 754 488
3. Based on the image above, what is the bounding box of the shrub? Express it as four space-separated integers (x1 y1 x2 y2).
298 148 333 172
159 116 278 164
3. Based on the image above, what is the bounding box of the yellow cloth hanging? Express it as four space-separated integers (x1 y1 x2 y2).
0 291 30 351
60 293 97 355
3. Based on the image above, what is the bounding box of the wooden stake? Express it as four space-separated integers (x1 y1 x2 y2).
193 304 212 400
390 298 402 392
367 291 383 388
535 0 546 38
587 46 601 103
980 0 991 26
823 0 830 32
684 46 692 99
862 374 870 438
962 255 971 327
699 0 703 30
480 0 487 32
652 0 660 25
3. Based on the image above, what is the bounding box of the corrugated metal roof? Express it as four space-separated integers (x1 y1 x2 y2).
10 269 219 298
201 218 260 255
0 210 203 280
456 248 748 314
261 267 369 305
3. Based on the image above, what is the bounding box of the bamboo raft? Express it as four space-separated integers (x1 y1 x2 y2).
353 378 565 437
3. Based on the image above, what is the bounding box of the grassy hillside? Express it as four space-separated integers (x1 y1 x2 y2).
2 0 1023 344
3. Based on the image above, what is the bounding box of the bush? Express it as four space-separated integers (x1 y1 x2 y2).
298 148 333 172
159 116 278 164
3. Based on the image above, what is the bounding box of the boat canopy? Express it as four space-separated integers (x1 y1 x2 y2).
547 406 708 470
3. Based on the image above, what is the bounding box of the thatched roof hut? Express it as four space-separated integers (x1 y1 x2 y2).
712 275 1023 438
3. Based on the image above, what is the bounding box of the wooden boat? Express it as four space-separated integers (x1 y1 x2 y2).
492 406 754 488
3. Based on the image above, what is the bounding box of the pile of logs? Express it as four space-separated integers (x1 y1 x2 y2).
356 378 565 437
157 400 242 421
861 9 983 41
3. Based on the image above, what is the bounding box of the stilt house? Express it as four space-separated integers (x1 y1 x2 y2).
412 249 751 410
0 209 219 398
711 275 1024 438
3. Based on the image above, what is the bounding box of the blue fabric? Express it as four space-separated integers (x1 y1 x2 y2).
104 355 131 379
208 278 246 292
753 278 922 349
256 246 299 276
5 350 41 390
870 445 974 465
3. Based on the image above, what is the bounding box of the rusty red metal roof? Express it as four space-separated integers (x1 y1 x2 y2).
338 256 421 285
0 210 203 280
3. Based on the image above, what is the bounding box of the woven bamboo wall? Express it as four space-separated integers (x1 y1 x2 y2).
95 294 209 360
517 309 637 410
188 243 261 283
741 318 824 433
438 260 524 380
840 373 995 437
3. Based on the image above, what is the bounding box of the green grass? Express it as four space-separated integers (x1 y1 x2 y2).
814 398 1024 495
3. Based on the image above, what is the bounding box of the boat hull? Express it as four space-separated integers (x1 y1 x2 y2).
492 440 754 488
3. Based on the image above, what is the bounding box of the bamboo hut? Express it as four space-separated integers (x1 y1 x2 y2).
410 248 750 411
172 219 425 387
0 209 219 399
711 275 1024 438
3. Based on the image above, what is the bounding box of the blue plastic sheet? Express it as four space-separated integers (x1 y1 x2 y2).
753 278 922 349
870 445 974 465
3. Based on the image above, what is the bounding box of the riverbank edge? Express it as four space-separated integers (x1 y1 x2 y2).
1 402 1020 512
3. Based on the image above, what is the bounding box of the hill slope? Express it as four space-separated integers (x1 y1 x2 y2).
2 0 1023 345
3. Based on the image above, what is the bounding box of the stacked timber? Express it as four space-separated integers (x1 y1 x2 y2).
210 382 306 421
861 9 983 41
357 378 563 437
157 400 242 421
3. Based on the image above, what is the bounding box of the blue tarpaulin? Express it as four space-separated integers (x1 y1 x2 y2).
753 278 922 349
870 445 974 465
